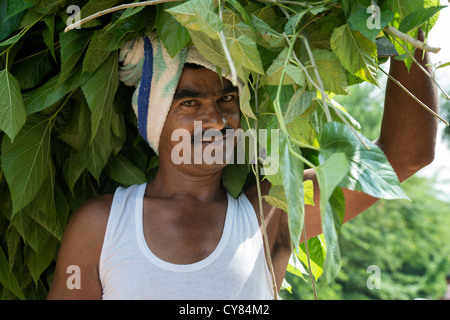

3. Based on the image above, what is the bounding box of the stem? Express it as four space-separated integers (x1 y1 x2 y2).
379 67 449 125
288 144 316 168
49 90 76 126
383 26 441 54
390 36 450 101
64 0 184 32
300 35 331 122
218 1 238 86
275 31 319 168
253 75 279 300
274 32 299 135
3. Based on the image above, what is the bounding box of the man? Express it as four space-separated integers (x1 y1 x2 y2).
47 30 438 299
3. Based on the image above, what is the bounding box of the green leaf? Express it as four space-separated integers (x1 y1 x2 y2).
156 2 191 58
57 29 92 88
319 122 409 200
116 0 146 22
279 133 304 249
388 0 426 19
62 146 86 194
0 246 25 300
0 0 23 42
26 236 57 285
10 51 52 90
167 0 223 39
81 52 118 139
31 169 63 241
240 83 256 119
284 89 316 125
315 152 349 218
251 14 284 49
296 235 326 281
305 49 349 95
320 187 345 284
5 0 34 20
286 114 317 147
304 179 314 206
107 154 147 186
82 26 114 74
265 48 305 86
222 163 248 198
24 66 88 115
331 24 379 86
103 7 151 52
0 69 27 142
263 184 288 211
42 15 56 61
222 12 264 74
56 90 90 151
1 115 51 215
189 30 228 70
398 6 445 33
314 152 347 283
264 179 314 211
228 34 264 74
80 0 120 28
79 115 115 182
10 206 51 255
347 7 394 42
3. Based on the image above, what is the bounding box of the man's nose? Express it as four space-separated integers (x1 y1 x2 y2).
201 100 227 130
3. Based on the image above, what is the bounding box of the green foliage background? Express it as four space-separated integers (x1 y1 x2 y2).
0 0 448 299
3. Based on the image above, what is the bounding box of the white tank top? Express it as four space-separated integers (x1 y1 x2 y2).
99 183 274 300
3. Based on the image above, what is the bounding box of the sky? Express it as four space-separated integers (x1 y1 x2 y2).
416 1 450 201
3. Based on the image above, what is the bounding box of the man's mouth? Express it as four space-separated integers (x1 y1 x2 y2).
192 129 229 146
200 134 227 146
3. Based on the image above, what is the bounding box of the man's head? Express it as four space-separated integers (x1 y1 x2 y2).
158 63 241 171
118 33 243 157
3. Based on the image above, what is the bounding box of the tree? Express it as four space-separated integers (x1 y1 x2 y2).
0 0 448 299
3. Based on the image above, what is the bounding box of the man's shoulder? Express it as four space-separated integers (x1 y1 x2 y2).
66 193 114 240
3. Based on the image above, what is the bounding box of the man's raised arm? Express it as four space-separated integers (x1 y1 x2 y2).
377 32 439 182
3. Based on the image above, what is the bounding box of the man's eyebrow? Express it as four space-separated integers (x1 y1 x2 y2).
173 85 238 101
173 89 203 101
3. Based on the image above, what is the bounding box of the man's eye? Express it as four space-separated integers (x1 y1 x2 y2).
181 100 198 106
221 95 234 102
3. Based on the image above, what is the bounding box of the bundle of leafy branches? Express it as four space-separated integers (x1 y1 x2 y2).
0 0 447 300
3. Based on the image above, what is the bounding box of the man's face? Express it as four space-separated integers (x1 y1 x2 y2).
158 66 241 171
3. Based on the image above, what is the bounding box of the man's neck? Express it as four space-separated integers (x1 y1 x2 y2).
145 161 226 203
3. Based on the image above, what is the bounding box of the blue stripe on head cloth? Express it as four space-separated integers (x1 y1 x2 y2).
118 32 243 155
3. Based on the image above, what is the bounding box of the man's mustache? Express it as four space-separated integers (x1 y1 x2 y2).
191 125 234 144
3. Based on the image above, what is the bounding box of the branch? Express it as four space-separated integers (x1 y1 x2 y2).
383 26 441 54
64 0 183 32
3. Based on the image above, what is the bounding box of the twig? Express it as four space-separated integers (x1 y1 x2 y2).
252 74 279 300
64 0 183 32
300 34 331 123
390 36 450 101
383 26 441 54
218 1 238 86
379 67 449 125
